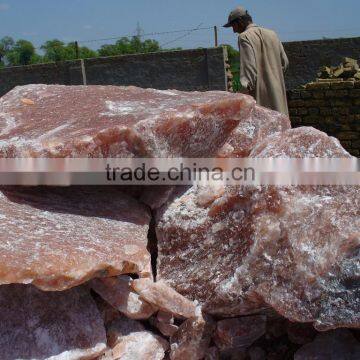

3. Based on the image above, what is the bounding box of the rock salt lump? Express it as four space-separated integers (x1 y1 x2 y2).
170 313 215 360
150 311 179 337
217 127 359 330
106 317 169 360
0 284 106 360
90 276 156 320
0 186 151 291
156 127 360 330
156 183 265 316
218 104 291 157
0 84 254 157
132 278 197 319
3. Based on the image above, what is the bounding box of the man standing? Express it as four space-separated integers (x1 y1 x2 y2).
224 6 289 116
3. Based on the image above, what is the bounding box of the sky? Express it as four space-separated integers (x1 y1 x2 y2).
1 0 360 51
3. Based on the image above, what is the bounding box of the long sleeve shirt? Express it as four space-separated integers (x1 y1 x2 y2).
238 24 289 116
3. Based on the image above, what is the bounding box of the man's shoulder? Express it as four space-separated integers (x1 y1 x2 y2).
241 25 280 43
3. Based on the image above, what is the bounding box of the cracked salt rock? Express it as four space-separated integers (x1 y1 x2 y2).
0 284 106 360
0 186 151 291
218 104 291 157
156 184 265 316
156 127 360 330
131 278 197 319
107 317 168 360
213 316 266 351
294 329 360 360
0 84 254 157
170 313 215 360
90 276 156 320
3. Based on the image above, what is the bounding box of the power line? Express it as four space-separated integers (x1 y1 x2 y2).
77 26 213 45
23 25 360 51
160 23 204 47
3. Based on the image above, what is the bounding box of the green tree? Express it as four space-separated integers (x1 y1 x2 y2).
6 40 36 66
41 39 97 61
0 36 15 63
98 36 161 57
41 39 68 62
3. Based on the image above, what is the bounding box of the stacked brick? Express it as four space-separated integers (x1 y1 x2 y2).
288 80 360 156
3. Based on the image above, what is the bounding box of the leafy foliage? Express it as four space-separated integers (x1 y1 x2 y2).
41 40 97 62
0 35 168 67
98 37 161 57
6 40 36 66
222 44 243 92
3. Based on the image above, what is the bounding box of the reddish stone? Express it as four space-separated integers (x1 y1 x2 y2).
0 84 254 157
218 104 291 157
90 276 156 320
0 284 106 360
0 186 151 291
156 127 360 330
213 316 266 350
250 126 348 157
150 311 179 337
170 314 215 360
131 278 197 319
107 317 168 360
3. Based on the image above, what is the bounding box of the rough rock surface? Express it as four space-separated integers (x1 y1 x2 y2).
0 284 106 360
0 84 254 157
156 127 360 330
107 317 168 360
294 329 360 360
0 186 151 291
250 126 350 158
132 278 197 319
213 315 267 350
170 314 215 360
90 276 156 320
218 104 291 157
150 311 179 337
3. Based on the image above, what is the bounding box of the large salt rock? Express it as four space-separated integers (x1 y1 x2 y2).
107 317 169 360
156 127 360 330
156 183 266 316
90 276 156 320
218 104 291 157
0 84 254 157
0 284 106 360
251 126 349 157
0 186 151 291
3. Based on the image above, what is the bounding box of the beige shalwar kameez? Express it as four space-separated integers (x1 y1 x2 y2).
238 24 289 115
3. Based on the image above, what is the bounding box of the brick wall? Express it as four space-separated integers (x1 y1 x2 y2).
288 80 360 156
0 47 227 97
284 37 360 89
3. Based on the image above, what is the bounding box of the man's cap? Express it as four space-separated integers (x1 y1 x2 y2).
223 6 249 27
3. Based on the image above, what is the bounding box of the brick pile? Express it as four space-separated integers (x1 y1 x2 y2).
288 78 360 156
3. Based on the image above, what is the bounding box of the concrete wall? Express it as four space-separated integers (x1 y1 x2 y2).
288 80 360 156
284 37 360 89
0 47 227 97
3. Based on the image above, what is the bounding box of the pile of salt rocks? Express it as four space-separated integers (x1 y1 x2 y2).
0 85 358 360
